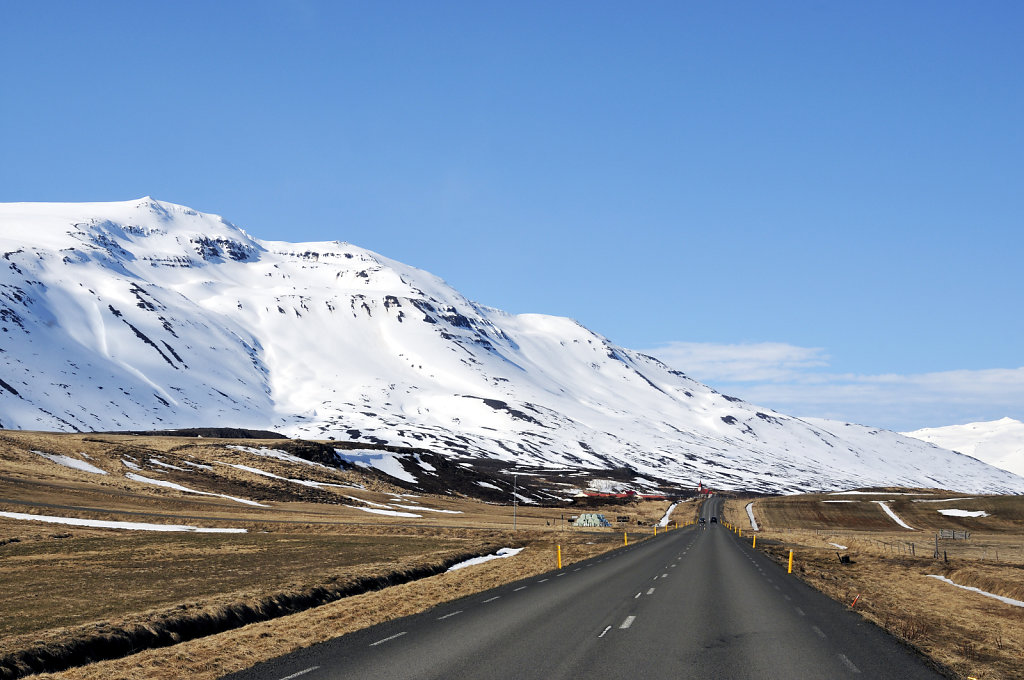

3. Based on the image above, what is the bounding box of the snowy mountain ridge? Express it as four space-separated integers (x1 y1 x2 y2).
2 197 1022 494
903 418 1024 479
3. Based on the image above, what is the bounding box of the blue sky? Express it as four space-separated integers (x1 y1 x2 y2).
2 1 1022 431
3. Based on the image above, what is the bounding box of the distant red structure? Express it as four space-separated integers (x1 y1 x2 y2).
697 480 714 496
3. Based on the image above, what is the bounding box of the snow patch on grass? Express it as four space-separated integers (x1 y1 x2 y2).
344 505 421 518
125 472 267 507
447 547 525 572
657 502 679 527
335 449 418 483
926 575 1024 607
873 500 915 530
32 450 107 475
745 502 759 530
937 509 989 517
0 511 246 533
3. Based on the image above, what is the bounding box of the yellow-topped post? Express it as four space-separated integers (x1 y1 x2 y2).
788 550 794 574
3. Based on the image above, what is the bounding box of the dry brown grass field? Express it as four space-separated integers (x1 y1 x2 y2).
725 491 1024 680
0 430 695 679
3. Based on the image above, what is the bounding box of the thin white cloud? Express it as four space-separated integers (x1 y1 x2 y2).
643 341 1024 431
645 341 829 382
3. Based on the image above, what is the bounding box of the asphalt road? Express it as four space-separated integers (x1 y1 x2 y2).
223 497 945 680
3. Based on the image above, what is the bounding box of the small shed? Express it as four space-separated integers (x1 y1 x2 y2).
573 513 612 527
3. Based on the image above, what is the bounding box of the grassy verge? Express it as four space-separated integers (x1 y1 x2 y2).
22 529 636 680
727 496 1024 680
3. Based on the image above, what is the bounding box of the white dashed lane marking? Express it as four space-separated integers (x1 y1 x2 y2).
811 625 826 639
514 586 527 592
837 654 861 674
598 625 612 638
278 667 320 680
647 588 656 595
437 610 462 621
620 615 636 629
370 632 406 647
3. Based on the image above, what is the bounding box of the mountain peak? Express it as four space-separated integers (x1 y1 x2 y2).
2 198 1022 494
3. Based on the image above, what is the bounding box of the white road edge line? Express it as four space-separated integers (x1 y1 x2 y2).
278 667 320 680
620 615 636 629
437 610 463 620
837 653 861 674
598 625 612 638
370 632 406 647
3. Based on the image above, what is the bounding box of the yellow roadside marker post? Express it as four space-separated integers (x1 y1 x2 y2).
624 532 628 546
788 550 794 574
752 535 756 548
557 544 562 569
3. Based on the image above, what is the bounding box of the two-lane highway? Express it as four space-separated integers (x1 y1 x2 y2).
224 498 944 680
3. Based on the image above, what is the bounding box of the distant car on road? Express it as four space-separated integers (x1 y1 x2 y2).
710 516 717 523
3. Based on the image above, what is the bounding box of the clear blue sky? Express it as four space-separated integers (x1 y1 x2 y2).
2 1 1022 430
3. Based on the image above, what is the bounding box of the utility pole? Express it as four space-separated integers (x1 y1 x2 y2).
513 471 518 531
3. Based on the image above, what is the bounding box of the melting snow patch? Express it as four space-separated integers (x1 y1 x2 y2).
0 511 246 533
657 502 679 527
149 458 186 471
32 451 107 475
343 495 394 508
392 504 463 514
745 502 759 531
219 462 352 488
937 509 990 518
181 460 213 471
873 501 915 530
821 500 858 503
414 455 436 472
228 445 331 469
913 497 979 503
121 458 142 471
476 481 502 490
345 505 421 518
335 449 418 483
926 575 1024 607
829 491 915 495
125 473 267 507
829 542 849 550
447 547 525 572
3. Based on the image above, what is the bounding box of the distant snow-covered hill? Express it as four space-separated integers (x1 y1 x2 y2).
1 198 1022 494
903 418 1024 479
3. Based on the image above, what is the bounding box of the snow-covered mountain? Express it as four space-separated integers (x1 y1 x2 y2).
1 198 1021 494
903 418 1024 479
